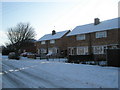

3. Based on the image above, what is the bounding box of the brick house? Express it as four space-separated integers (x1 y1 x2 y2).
66 17 120 60
36 30 70 58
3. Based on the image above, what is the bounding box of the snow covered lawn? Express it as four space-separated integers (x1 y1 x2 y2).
1 56 119 88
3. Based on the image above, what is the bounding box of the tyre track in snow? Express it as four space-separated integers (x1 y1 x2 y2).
3 69 46 88
2 72 28 88
2 61 43 88
2 62 28 88
2 61 62 88
2 60 105 88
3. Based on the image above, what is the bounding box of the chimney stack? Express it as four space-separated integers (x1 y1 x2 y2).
94 18 100 25
52 30 56 35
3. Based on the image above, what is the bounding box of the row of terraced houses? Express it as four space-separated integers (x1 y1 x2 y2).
36 17 120 60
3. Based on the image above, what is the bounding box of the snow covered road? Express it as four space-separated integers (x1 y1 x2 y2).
1 56 119 88
2 57 64 88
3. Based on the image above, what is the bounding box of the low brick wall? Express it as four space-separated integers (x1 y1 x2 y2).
93 54 106 61
27 55 36 59
68 55 94 63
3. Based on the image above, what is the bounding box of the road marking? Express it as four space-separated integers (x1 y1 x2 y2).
9 70 14 72
2 65 39 74
14 69 19 72
0 72 4 75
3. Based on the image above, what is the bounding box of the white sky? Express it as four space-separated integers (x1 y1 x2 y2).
0 0 119 46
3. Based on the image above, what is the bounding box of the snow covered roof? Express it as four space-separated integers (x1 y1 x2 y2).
67 17 120 36
38 30 70 41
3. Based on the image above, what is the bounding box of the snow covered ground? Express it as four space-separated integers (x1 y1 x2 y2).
1 56 119 88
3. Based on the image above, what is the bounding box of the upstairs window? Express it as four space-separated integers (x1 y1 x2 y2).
50 40 55 44
96 31 107 38
76 34 85 40
41 41 45 44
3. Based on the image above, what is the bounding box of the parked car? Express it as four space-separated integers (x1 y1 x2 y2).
8 52 20 60
35 53 40 57
20 52 28 57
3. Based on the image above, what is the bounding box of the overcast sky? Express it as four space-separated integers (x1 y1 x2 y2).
0 0 119 46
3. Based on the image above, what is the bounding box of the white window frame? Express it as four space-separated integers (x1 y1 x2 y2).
48 47 58 53
48 48 53 53
68 47 76 55
93 45 107 54
96 31 107 38
77 46 88 55
53 47 59 53
76 34 85 40
38 49 40 54
40 48 47 53
111 45 118 49
50 40 55 44
41 41 45 44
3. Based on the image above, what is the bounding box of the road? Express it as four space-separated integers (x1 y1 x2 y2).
2 57 65 88
1 56 119 88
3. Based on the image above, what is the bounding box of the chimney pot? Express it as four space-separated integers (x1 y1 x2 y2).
52 30 56 35
94 18 100 25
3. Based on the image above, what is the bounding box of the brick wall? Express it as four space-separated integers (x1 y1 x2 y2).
67 29 119 60
91 29 119 46
36 29 119 59
36 31 70 57
67 29 118 47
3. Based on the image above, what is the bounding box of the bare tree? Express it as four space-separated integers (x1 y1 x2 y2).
7 23 36 54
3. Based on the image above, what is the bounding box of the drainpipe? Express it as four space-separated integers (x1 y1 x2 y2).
88 33 92 55
46 40 49 61
88 33 94 61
